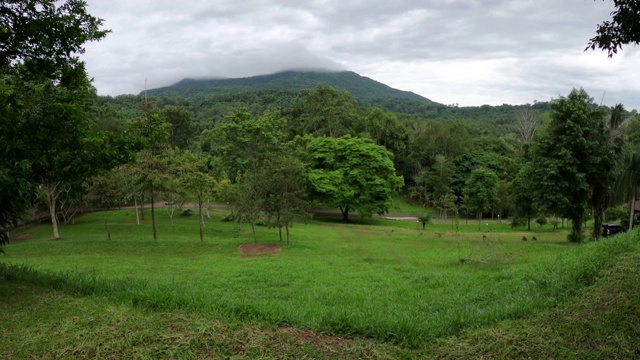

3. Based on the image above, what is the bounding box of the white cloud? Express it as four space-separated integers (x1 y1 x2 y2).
82 0 640 110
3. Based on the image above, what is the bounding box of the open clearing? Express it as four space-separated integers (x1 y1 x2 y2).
1 209 639 358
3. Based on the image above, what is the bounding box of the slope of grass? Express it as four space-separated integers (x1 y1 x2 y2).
1 209 637 350
2 228 638 358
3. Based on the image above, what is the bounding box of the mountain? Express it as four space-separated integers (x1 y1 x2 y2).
144 70 439 105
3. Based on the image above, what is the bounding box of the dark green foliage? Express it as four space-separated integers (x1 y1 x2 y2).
417 214 431 229
604 206 627 222
0 0 108 247
586 0 640 57
145 70 436 104
463 168 499 228
285 85 361 138
181 208 193 216
535 216 548 228
0 0 109 80
528 89 615 242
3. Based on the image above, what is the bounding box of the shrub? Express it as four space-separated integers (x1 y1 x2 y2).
417 214 431 229
222 213 235 222
181 208 193 216
535 216 548 228
604 206 627 222
510 216 527 228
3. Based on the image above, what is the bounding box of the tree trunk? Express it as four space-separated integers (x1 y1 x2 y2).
46 183 60 240
477 211 482 231
105 211 111 240
628 185 636 231
134 198 140 225
140 198 145 220
340 205 350 221
286 224 290 245
151 193 157 241
278 226 282 242
250 222 257 243
199 201 204 241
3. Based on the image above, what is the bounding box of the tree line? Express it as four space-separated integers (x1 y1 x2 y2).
3 0 640 249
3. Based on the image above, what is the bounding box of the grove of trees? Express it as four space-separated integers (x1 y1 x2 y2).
2 0 640 249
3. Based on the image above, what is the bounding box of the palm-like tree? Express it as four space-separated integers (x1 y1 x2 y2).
614 145 640 230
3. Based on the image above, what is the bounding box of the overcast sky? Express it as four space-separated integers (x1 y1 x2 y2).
82 0 640 110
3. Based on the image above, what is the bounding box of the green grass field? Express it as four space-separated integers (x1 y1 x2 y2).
1 208 639 358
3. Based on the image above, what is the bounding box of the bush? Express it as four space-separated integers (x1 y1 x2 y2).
180 208 193 216
510 216 528 228
222 213 235 222
535 216 548 228
604 206 627 222
417 214 431 229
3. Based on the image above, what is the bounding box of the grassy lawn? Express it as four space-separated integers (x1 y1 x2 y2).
1 208 639 358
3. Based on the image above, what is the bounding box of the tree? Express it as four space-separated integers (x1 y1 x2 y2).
0 0 108 247
307 136 404 221
178 152 218 242
160 105 197 149
511 165 536 230
85 172 123 240
614 145 640 230
528 89 614 242
130 108 171 240
586 0 640 57
463 168 499 230
286 85 360 138
428 154 456 217
259 155 309 244
515 107 540 142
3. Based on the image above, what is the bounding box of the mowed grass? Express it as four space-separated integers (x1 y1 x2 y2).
1 208 638 350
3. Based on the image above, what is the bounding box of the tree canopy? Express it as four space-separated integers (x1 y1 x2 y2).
307 136 404 221
528 89 614 242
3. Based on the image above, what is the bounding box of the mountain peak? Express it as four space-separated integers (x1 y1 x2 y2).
145 70 436 104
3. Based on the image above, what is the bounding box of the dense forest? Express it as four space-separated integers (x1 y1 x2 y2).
3 1 640 246
53 70 640 244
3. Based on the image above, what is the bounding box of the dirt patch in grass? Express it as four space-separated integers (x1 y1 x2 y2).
239 243 281 258
10 233 31 242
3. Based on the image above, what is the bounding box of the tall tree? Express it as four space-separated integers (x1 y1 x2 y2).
463 168 499 230
307 136 404 221
0 0 108 247
286 85 360 138
130 108 171 240
528 89 614 242
614 145 640 230
160 105 196 149
259 155 309 244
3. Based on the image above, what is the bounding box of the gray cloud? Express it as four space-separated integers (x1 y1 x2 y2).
82 0 640 110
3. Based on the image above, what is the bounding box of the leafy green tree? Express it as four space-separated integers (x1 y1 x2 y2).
203 109 286 181
85 172 123 240
160 105 197 149
614 145 640 230
259 155 309 244
0 0 107 247
307 136 404 221
178 152 218 241
428 154 456 217
130 108 171 240
528 89 614 242
586 0 640 57
463 168 499 229
511 165 536 230
286 85 360 138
